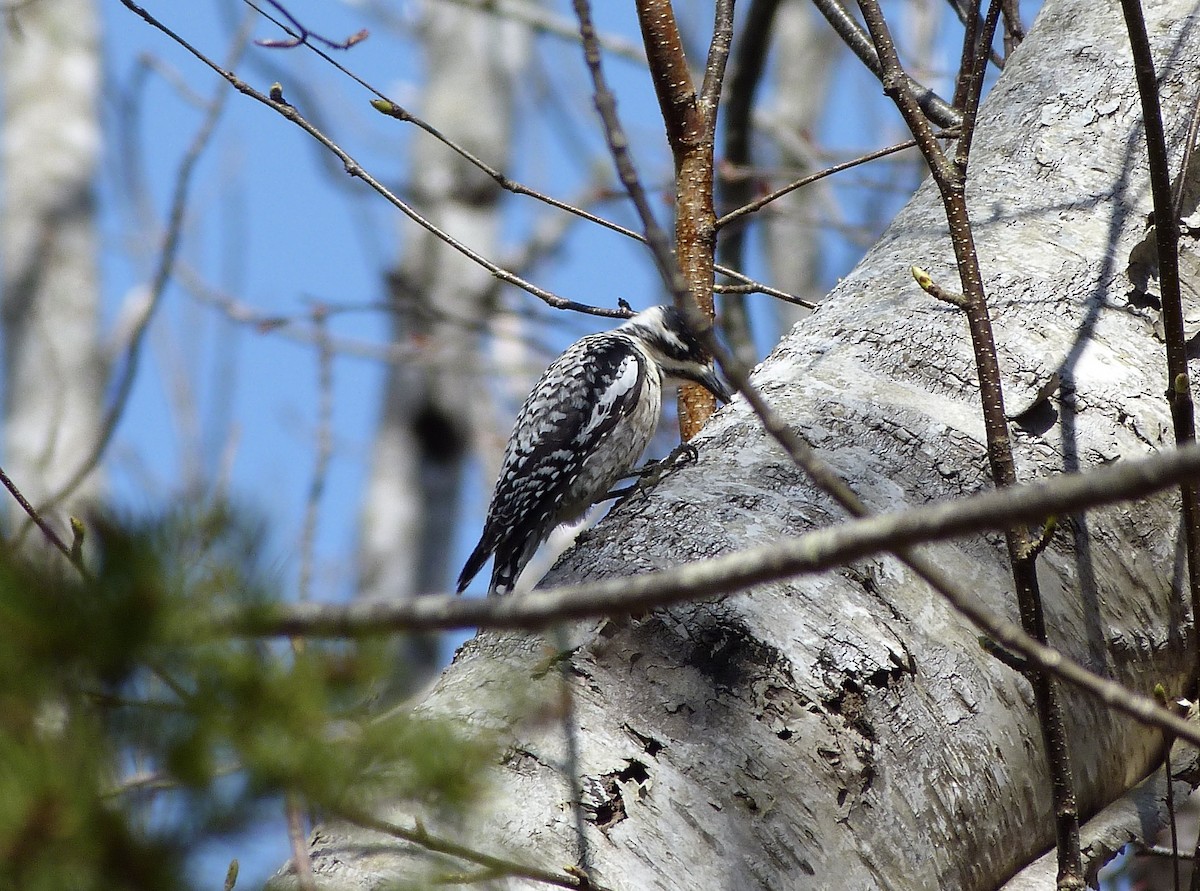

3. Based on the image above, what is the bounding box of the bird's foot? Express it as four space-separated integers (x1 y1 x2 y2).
609 441 699 505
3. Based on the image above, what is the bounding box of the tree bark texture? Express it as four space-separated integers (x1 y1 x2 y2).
280 0 1200 887
1 0 105 523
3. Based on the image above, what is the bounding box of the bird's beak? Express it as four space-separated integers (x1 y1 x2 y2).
698 367 734 404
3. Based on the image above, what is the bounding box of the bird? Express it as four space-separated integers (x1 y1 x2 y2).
456 305 732 596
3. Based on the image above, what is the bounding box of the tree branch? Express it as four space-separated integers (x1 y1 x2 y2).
118 0 628 320
1116 0 1200 686
633 0 732 437
229 441 1200 634
230 444 1200 755
809 0 962 129
858 2 1083 881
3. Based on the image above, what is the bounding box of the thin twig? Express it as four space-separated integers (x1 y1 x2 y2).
245 0 649 293
247 0 808 314
717 133 957 231
809 0 961 128
1155 683 1183 891
229 436 1198 623
949 0 981 109
285 793 317 891
718 0 784 362
252 0 367 50
955 0 1004 171
912 265 969 308
1172 86 1200 217
856 3 1084 882
228 438 1200 751
0 465 88 575
941 0 1005 70
553 627 593 883
335 806 602 890
569 0 686 302
297 305 333 604
999 0 1025 58
439 0 646 63
713 280 816 308
118 0 626 320
699 0 736 133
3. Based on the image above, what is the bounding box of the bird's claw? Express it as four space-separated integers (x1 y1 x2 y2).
612 440 699 505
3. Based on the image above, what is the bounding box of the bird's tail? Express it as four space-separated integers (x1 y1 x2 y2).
456 537 493 594
487 534 542 596
488 558 519 597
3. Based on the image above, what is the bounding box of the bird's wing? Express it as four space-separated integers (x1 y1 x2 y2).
456 334 647 593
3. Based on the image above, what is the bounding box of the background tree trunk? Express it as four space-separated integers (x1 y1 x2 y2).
355 1 531 689
1 0 105 527
279 0 1200 886
761 0 836 330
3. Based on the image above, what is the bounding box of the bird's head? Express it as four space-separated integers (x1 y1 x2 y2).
619 305 734 403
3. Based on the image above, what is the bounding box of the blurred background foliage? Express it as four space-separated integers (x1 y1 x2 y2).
0 506 493 890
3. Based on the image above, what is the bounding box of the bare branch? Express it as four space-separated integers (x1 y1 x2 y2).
1117 0 1200 684
0 464 86 575
242 0 658 305
809 0 961 129
230 440 1196 628
229 440 1200 750
716 133 956 230
297 306 333 604
637 0 704 154
438 0 648 64
249 0 368 50
118 1 626 320
857 0 1081 880
285 794 317 891
569 0 686 301
333 806 604 890
633 0 733 435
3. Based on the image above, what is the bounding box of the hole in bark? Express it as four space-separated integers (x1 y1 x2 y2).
590 781 626 831
1011 399 1058 436
734 789 758 812
624 724 665 757
1126 288 1160 310
587 760 649 832
686 612 770 689
617 759 649 784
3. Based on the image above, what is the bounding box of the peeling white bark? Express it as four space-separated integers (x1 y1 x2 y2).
279 0 1200 887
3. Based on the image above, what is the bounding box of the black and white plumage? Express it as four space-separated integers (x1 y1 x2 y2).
457 305 731 596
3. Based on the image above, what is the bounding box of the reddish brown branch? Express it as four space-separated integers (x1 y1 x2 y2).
1116 0 1200 689
635 0 735 437
636 0 703 152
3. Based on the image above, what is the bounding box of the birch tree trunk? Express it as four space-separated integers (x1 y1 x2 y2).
355 2 530 686
1 0 105 526
280 0 1200 886
762 0 835 329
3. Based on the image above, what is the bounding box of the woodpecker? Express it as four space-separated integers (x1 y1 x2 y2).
457 305 732 596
